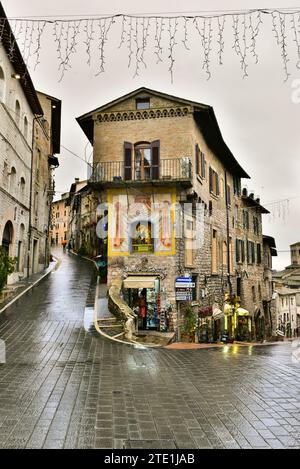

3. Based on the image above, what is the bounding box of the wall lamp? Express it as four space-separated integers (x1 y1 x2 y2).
11 73 21 79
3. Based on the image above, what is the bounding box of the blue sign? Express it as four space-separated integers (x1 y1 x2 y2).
176 277 192 283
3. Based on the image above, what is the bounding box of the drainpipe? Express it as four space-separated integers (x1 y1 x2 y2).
224 170 232 297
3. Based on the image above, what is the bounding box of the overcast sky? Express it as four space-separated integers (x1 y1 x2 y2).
1 0 300 270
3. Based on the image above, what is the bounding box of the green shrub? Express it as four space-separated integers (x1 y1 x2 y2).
0 247 16 294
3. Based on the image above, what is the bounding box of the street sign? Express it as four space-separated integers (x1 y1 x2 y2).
175 282 195 288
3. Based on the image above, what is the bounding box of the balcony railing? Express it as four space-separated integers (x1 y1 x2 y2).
89 157 192 184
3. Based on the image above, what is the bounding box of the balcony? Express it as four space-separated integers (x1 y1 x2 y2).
89 157 192 188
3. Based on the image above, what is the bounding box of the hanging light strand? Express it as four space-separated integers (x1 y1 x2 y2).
1 9 300 82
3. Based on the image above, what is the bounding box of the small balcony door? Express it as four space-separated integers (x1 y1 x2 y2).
135 145 152 180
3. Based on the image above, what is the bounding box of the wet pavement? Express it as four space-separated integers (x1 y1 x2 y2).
0 252 300 449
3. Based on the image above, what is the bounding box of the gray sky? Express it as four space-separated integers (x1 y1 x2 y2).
2 0 300 270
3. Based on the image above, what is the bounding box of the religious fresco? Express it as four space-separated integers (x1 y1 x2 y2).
107 188 176 256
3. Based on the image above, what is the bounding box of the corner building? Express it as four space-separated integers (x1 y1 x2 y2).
77 88 272 341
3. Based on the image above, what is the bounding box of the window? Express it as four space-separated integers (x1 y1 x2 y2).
281 298 284 307
253 216 260 235
0 66 5 102
185 214 194 267
223 241 228 266
243 210 249 229
247 240 255 264
212 229 218 273
136 98 150 109
124 141 160 181
135 144 152 180
252 286 256 302
9 167 16 194
220 178 225 198
229 238 233 272
291 297 294 305
236 239 245 263
233 176 241 196
24 116 28 140
195 144 205 178
20 177 25 200
209 167 219 196
15 100 21 126
226 184 231 206
257 243 262 264
258 284 262 300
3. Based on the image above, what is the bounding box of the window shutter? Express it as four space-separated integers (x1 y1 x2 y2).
151 140 160 180
195 144 199 175
216 173 219 196
227 185 231 205
201 152 205 178
209 167 213 192
247 241 250 263
241 240 245 262
236 238 239 263
124 142 132 180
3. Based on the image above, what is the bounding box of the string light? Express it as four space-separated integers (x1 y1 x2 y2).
1 9 300 81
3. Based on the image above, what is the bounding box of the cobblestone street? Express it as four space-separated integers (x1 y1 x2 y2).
0 253 299 449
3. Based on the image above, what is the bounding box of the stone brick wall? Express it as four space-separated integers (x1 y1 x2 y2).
0 45 34 283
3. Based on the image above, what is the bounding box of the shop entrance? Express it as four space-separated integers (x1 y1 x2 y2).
123 276 160 330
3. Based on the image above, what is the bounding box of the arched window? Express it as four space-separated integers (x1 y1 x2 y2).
15 100 21 126
24 116 28 140
9 167 17 194
20 177 25 200
0 67 5 102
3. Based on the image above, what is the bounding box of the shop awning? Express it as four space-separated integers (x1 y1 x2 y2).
123 276 158 289
236 307 249 316
213 308 224 320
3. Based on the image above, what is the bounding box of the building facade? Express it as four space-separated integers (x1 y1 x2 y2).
77 87 274 341
273 288 300 337
0 3 61 284
50 192 70 247
30 92 61 272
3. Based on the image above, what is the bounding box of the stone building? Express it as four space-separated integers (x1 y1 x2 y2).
77 87 273 340
262 235 277 337
273 242 300 290
67 179 98 256
0 4 41 283
273 287 300 337
30 91 61 272
50 192 70 247
0 3 61 283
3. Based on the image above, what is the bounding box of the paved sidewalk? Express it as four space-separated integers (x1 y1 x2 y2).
0 258 59 314
165 340 290 350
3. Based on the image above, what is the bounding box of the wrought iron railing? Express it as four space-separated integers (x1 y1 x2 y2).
89 157 192 183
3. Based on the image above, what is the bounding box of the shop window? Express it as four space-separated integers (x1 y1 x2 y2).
131 221 154 253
